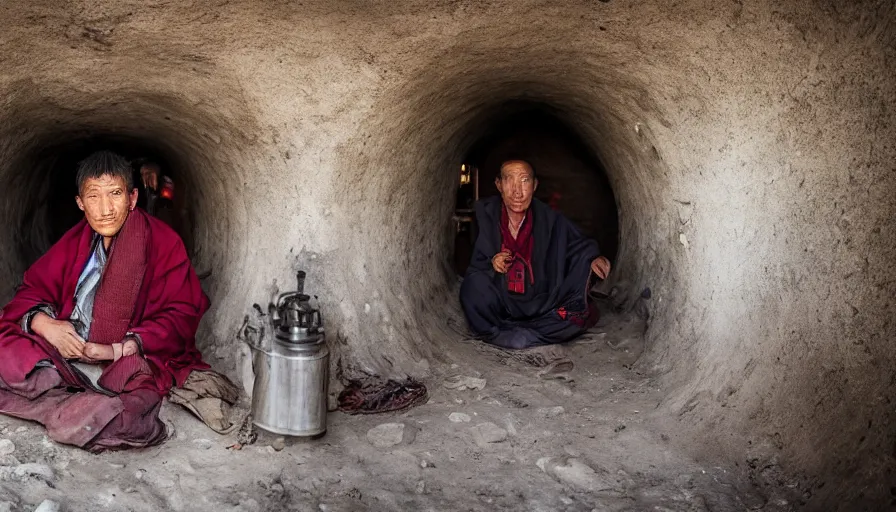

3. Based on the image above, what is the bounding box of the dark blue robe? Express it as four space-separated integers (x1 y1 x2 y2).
460 196 601 349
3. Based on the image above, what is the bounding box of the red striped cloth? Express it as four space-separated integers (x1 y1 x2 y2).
90 212 148 345
499 206 534 294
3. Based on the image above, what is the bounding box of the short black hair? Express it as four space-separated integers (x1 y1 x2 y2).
76 151 134 194
498 158 537 180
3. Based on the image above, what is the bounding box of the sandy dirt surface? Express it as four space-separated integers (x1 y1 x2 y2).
0 310 799 511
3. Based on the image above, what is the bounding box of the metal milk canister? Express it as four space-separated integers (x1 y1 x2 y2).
248 271 329 437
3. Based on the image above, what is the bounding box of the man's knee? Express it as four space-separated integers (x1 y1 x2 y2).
460 273 503 333
461 273 502 306
460 272 485 299
0 366 62 400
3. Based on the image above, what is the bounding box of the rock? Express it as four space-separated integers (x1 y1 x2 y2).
14 427 26 433
503 413 520 436
536 456 614 493
14 463 55 483
414 480 425 494
443 375 486 391
366 423 407 448
448 412 471 423
0 455 20 466
563 445 582 458
538 406 565 418
33 500 61 512
537 359 574 381
401 424 419 445
272 437 286 451
0 440 13 456
0 502 12 512
471 422 507 446
192 438 213 450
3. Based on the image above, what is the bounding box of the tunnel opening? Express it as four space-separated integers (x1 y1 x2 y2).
0 2 891 508
452 103 619 276
11 133 197 273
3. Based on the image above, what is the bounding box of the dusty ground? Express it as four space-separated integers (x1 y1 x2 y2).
1 2 894 506
0 307 802 512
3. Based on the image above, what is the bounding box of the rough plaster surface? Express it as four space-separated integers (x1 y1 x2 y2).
0 0 893 508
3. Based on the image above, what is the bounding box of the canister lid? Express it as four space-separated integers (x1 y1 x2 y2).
274 325 324 349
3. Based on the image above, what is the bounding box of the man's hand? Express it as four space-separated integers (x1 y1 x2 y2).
82 342 111 362
492 250 512 274
30 313 85 359
591 256 611 280
82 338 139 362
121 338 139 357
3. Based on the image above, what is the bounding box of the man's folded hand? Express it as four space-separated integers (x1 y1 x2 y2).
31 313 85 359
492 250 512 273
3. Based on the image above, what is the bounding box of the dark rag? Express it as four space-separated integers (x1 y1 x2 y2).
337 377 428 415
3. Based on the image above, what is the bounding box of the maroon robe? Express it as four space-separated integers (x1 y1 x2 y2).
0 208 209 451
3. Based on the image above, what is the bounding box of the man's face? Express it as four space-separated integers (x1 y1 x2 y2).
75 174 138 238
496 161 538 214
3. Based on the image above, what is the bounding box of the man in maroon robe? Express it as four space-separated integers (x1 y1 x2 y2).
0 151 210 451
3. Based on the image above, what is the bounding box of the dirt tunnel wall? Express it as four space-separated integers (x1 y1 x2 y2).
0 1 893 508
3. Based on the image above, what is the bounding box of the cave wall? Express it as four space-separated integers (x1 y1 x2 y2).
0 0 893 507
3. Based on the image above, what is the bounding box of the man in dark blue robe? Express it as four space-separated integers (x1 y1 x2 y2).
460 159 611 349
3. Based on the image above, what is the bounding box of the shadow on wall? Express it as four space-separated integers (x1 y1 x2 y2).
456 103 619 275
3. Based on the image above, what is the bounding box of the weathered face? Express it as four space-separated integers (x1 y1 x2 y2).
75 174 138 239
495 161 538 214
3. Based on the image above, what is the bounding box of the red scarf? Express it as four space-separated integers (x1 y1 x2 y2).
90 211 149 345
500 207 535 294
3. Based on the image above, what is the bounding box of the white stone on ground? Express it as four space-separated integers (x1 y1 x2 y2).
192 438 213 450
367 423 408 448
33 500 61 512
443 375 486 391
538 406 565 418
448 412 471 423
14 463 55 482
536 456 615 493
471 422 507 446
0 440 13 455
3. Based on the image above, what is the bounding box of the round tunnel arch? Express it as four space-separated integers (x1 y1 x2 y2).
0 90 260 361
11 132 199 268
454 101 620 276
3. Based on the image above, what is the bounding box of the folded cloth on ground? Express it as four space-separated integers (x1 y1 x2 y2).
169 369 242 434
337 377 428 415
